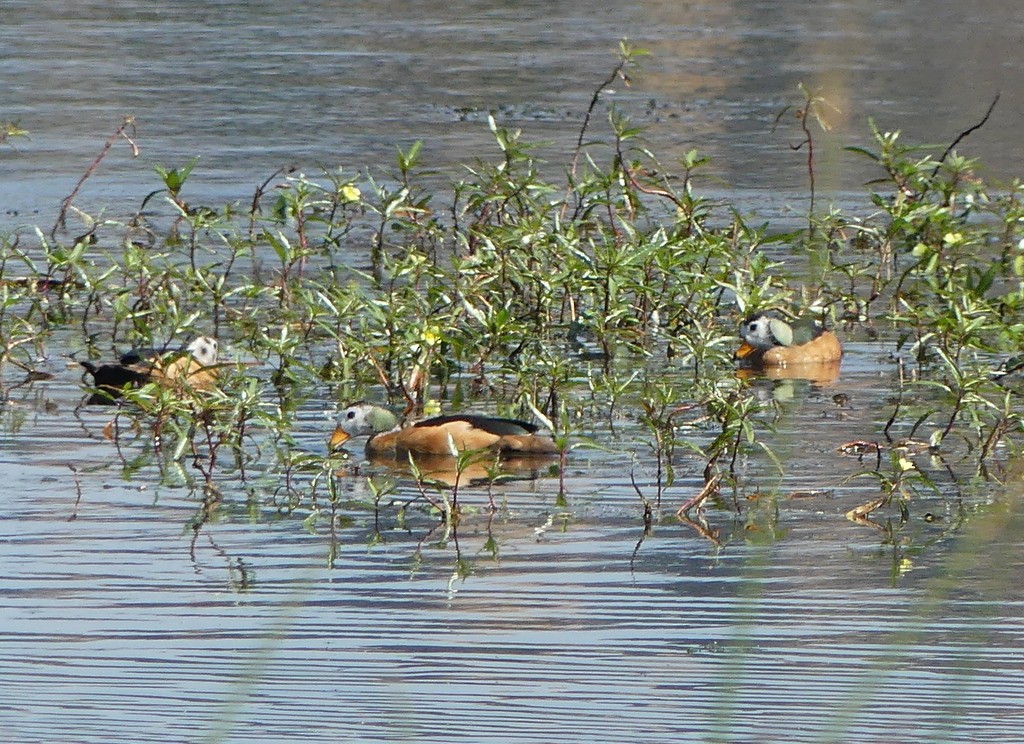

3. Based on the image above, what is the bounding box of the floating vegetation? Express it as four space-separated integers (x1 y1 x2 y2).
2 45 1022 551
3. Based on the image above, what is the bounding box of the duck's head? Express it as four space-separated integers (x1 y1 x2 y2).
329 403 399 450
187 336 219 366
735 313 793 359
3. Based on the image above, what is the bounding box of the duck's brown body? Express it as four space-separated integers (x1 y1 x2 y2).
371 415 559 457
146 354 218 390
735 313 843 368
743 330 843 366
330 404 560 458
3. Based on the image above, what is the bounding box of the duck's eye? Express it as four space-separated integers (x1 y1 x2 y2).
346 410 356 419
748 322 758 331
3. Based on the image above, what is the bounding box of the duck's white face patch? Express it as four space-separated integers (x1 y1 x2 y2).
187 337 218 366
336 403 398 437
337 404 373 437
739 315 775 350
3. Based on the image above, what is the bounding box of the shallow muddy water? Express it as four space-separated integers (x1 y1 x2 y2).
3 2 1024 743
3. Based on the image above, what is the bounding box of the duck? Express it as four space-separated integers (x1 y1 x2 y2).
329 402 560 457
80 336 219 403
734 312 842 367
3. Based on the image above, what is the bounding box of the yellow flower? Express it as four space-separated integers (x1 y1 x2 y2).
421 325 441 346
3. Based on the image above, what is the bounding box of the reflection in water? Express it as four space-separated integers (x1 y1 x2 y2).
2 1 1024 224
342 449 557 489
736 359 843 386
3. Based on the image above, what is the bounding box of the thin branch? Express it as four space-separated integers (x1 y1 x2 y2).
568 58 629 181
51 116 139 241
932 92 1000 176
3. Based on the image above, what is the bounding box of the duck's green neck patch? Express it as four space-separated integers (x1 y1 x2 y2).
368 407 399 433
768 317 794 346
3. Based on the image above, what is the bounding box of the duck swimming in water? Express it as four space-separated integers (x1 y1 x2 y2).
329 402 560 457
734 313 842 367
80 336 219 403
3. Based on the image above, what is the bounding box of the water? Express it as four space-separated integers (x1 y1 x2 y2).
3 1 1023 221
3 343 1022 742
2 2 1024 742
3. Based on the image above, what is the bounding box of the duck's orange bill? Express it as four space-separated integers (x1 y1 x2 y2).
733 341 758 360
329 426 351 450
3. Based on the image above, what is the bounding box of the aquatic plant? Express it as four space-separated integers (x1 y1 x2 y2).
0 55 1020 560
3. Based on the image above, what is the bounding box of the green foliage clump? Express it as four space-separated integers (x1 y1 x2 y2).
1 48 1022 545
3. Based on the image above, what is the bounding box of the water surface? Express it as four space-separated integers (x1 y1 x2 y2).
2 342 1022 743
2 1 1023 222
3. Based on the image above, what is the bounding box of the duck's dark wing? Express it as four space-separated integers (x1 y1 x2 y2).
80 360 151 403
789 318 826 346
119 344 185 367
119 350 152 366
414 414 540 436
